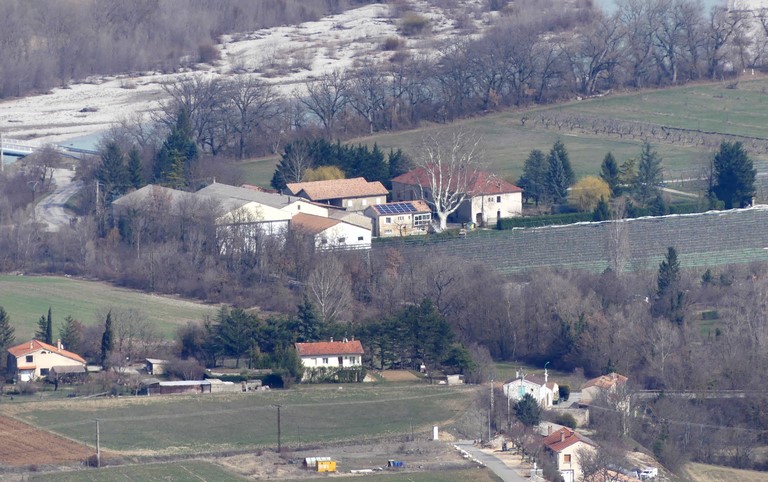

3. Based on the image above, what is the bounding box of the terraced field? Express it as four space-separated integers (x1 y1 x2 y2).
375 206 768 273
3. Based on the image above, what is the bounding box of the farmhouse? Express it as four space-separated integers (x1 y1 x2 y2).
391 168 522 226
196 182 330 217
291 213 371 249
364 200 432 237
580 372 628 406
7 340 86 382
295 339 364 369
543 426 596 482
285 177 388 212
503 369 559 408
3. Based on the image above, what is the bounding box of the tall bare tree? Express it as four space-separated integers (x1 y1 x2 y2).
307 255 352 323
414 130 484 230
299 70 349 135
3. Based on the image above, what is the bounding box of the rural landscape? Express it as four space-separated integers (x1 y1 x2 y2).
2 0 768 481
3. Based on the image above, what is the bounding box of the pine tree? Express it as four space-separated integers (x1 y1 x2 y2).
634 142 664 207
126 145 144 189
96 141 128 203
593 196 611 221
101 311 114 367
711 141 756 209
657 247 680 298
515 393 542 426
547 151 570 204
654 247 685 324
153 108 197 188
59 315 84 354
387 148 412 184
548 140 575 186
35 307 53 344
0 307 15 366
600 152 620 196
518 150 548 205
294 296 322 342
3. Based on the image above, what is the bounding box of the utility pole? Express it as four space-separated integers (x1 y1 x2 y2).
95 418 100 468
0 131 4 173
489 377 494 442
274 404 282 453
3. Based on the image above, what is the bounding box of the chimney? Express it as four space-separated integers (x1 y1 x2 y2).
343 337 348 343
547 425 552 435
560 431 565 443
330 337 334 342
56 339 62 350
29 341 33 349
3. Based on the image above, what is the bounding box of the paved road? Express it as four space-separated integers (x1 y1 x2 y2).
35 169 81 232
454 440 528 482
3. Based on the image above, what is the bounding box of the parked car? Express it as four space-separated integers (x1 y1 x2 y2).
640 467 658 479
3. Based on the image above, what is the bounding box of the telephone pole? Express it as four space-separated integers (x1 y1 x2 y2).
95 418 101 468
274 404 282 453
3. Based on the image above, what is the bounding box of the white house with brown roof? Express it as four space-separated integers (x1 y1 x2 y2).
580 372 629 406
7 340 86 382
291 212 371 249
285 177 388 212
391 168 523 226
503 369 559 408
364 200 432 237
295 339 364 369
542 427 596 482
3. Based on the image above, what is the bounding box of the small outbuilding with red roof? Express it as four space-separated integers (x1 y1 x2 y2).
7 339 87 382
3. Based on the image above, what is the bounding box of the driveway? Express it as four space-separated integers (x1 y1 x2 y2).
454 440 528 482
35 168 82 231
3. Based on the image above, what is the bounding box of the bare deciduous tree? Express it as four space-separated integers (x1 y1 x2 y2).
307 255 352 323
299 70 349 135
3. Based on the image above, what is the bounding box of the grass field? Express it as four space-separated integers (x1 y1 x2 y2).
30 460 247 481
239 78 768 188
8 384 476 455
683 461 768 482
0 275 216 340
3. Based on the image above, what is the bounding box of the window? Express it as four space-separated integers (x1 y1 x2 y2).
497 196 501 202
297 205 301 210
338 237 346 244
322 358 329 364
414 213 431 227
385 217 391 223
347 200 353 207
357 236 364 241
25 355 33 363
563 454 571 464
362 199 367 206
375 197 381 204
40 368 49 376
320 238 328 244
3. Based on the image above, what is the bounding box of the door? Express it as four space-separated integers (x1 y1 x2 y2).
561 469 574 482
338 356 344 366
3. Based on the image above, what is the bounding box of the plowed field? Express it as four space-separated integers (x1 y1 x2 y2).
0 415 91 466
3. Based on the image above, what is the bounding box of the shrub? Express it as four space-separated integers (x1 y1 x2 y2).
198 43 221 63
399 13 430 36
555 413 577 428
382 36 404 51
559 384 570 401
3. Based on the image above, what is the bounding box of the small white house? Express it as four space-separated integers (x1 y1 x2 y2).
291 213 371 249
502 369 559 408
7 340 86 382
295 339 364 369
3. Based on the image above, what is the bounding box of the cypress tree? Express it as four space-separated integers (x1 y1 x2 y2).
126 145 144 189
0 307 15 366
101 311 114 367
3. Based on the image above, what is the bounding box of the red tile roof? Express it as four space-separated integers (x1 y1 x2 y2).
581 372 628 390
286 178 389 201
543 427 594 452
295 340 364 357
7 340 86 365
392 168 522 195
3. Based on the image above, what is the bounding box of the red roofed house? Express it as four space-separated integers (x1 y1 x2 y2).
364 200 432 237
543 427 596 482
285 177 388 212
7 340 87 382
295 338 365 382
580 372 629 406
391 168 523 226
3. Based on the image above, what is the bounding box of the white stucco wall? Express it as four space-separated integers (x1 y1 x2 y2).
300 355 362 368
316 223 371 249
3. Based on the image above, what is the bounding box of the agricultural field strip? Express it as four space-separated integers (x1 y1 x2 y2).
6 388 470 436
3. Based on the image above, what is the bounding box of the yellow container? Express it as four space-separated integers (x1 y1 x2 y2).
317 460 337 473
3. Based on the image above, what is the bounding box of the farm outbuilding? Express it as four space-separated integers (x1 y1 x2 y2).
143 380 212 395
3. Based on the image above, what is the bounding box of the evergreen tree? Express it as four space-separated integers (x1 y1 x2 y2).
547 150 570 204
35 307 53 344
600 152 620 196
59 315 84 354
515 393 542 426
548 140 575 186
634 142 664 207
518 149 548 205
101 311 114 367
711 141 756 209
96 141 128 203
126 145 144 189
593 196 611 221
293 296 322 342
215 307 260 368
387 148 412 185
654 247 685 324
153 108 197 188
0 307 15 367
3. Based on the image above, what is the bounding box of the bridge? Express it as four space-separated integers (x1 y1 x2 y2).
1 136 98 159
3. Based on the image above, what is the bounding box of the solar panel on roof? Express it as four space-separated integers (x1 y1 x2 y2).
376 202 419 215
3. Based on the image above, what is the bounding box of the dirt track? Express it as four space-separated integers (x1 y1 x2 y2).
0 415 92 466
